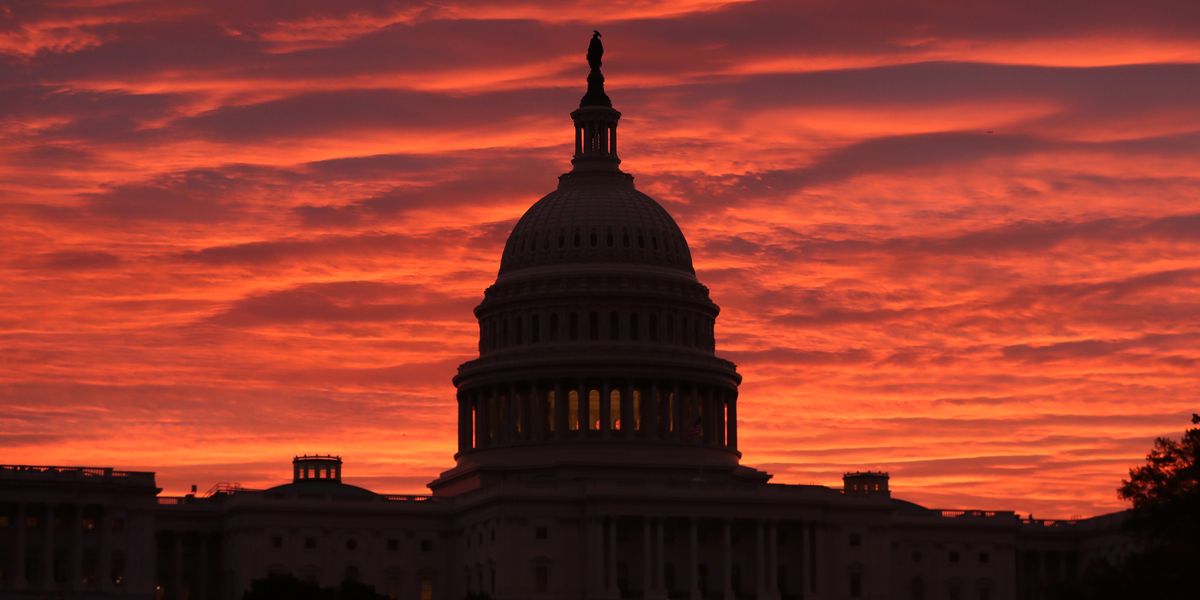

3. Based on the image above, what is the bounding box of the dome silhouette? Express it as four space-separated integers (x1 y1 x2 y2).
498 175 695 276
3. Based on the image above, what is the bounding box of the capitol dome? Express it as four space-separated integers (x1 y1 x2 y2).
432 35 752 494
498 175 695 275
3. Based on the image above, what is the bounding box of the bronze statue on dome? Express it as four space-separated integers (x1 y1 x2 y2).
587 30 603 70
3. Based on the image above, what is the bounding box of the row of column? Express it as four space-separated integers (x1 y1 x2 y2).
587 517 821 600
457 380 737 452
3 502 117 591
158 530 214 600
576 119 617 156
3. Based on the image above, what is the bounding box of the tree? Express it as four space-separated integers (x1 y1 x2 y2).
1056 413 1200 600
1118 413 1200 544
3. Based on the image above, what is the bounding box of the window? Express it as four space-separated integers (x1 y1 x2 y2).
979 586 991 600
421 539 433 552
849 572 862 598
388 538 399 551
949 551 960 563
271 536 283 549
630 313 639 341
535 526 548 540
531 315 539 343
535 565 549 593
515 316 523 345
569 313 578 340
912 550 922 563
304 537 316 549
610 311 619 340
346 538 357 550
849 533 862 547
420 578 433 600
649 314 657 341
979 551 990 563
550 313 559 340
589 312 599 340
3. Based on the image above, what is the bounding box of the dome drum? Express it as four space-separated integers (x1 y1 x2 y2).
452 376 740 461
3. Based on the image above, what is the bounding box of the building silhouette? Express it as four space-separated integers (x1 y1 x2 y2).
0 36 1128 600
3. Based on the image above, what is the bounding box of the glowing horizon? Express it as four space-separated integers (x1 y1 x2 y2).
2 0 1198 518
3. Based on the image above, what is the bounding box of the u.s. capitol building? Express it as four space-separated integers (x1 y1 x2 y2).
0 37 1126 600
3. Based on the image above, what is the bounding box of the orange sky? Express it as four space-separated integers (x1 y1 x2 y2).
2 0 1198 518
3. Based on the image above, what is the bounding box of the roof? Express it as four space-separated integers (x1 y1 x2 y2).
498 173 695 276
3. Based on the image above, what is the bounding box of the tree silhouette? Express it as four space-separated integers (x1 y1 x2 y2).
1056 413 1199 600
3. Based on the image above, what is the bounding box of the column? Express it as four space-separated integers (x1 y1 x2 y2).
42 503 54 588
808 522 817 596
642 517 652 599
588 518 606 597
700 386 710 444
768 522 779 599
714 387 726 447
721 520 734 600
607 518 618 595
622 382 634 439
97 509 112 591
172 532 183 600
727 392 738 451
477 389 491 449
508 383 520 442
600 380 612 437
645 381 659 440
13 502 26 590
197 533 208 600
688 519 700 600
579 382 590 434
531 382 545 441
458 391 472 452
756 521 766 595
655 518 666 596
555 381 568 439
70 504 83 590
672 381 683 441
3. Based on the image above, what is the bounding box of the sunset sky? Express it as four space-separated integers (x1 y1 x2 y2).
2 0 1198 518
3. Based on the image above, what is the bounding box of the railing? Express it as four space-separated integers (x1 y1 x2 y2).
933 509 1018 519
1021 517 1080 527
205 482 244 496
0 464 155 484
381 494 436 502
